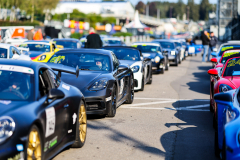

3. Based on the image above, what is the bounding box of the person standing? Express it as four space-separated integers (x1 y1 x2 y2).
33 29 43 40
27 29 34 40
201 31 210 62
209 32 218 52
84 28 102 49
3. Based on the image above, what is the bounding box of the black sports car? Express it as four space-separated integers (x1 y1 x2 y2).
0 60 87 160
47 49 134 117
152 39 181 66
52 38 82 49
102 46 152 91
131 42 169 74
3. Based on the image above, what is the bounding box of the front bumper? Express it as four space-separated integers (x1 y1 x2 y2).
151 61 164 72
0 136 25 160
83 89 112 115
168 55 177 63
133 71 142 90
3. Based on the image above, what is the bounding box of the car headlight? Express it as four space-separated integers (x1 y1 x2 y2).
38 55 46 61
227 110 236 122
171 51 175 55
89 78 108 91
219 84 233 92
0 116 15 143
154 56 160 63
131 65 140 73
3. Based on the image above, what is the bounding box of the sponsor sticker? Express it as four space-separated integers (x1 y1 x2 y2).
0 65 34 74
0 100 11 105
45 107 56 137
221 46 234 51
44 136 58 152
119 78 124 94
62 84 70 91
105 96 112 102
223 51 240 57
7 152 24 160
72 113 77 124
227 59 240 67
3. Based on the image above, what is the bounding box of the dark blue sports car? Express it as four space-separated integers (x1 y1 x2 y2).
0 60 87 160
47 49 134 117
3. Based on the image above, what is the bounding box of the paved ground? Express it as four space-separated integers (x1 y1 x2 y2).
53 54 218 160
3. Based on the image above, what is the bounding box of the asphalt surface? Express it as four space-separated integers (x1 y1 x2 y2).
53 54 217 160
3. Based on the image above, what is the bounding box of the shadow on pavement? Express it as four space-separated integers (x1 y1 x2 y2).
186 66 211 95
87 121 165 158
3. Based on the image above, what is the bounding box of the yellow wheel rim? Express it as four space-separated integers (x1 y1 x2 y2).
27 128 42 160
79 103 87 142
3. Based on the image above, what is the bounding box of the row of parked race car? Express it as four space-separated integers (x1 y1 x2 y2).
207 41 240 160
0 37 195 160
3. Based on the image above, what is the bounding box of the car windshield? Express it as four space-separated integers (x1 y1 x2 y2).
104 48 140 61
220 51 240 64
219 45 240 56
48 53 111 71
175 42 181 47
105 40 122 44
135 45 159 53
224 58 240 76
54 40 78 49
0 48 7 58
0 68 33 101
157 42 175 49
19 43 51 52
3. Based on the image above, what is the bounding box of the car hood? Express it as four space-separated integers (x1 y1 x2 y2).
224 76 240 88
162 48 174 52
0 101 29 115
142 52 158 58
28 51 45 58
61 71 104 90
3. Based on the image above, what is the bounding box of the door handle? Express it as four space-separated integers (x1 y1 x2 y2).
64 104 69 108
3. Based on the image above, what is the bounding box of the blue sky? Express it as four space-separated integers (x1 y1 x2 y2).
129 0 217 5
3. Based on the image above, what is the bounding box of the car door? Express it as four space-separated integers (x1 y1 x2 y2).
111 53 128 103
39 68 69 153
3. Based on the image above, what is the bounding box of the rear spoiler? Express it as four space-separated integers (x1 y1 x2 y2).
46 63 79 78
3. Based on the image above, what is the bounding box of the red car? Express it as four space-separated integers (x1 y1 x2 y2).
209 50 240 111
208 56 240 128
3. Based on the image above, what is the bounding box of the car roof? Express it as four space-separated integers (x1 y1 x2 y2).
0 59 48 70
52 38 79 42
103 37 121 40
22 41 51 45
132 42 160 46
0 43 13 49
102 46 142 56
56 48 112 56
152 39 175 43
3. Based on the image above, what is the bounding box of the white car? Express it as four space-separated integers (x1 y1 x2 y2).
103 46 152 91
5 36 28 46
0 43 29 59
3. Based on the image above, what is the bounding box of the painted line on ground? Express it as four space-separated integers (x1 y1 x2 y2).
123 100 176 107
134 97 209 102
120 106 209 112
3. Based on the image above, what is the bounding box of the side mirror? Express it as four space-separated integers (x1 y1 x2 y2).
118 65 128 71
213 48 217 52
48 88 65 100
211 52 217 57
208 69 218 76
144 57 151 61
210 58 218 63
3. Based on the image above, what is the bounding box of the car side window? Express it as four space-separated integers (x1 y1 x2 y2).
52 44 56 51
38 69 52 98
112 53 119 70
47 69 61 88
13 47 21 55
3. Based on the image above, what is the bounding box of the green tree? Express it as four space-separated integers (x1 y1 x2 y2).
174 0 185 20
135 1 146 14
199 0 211 20
187 0 199 21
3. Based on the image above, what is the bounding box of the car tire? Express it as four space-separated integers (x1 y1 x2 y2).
175 56 179 66
125 76 134 104
140 76 144 91
179 55 181 64
165 60 169 71
72 100 87 148
222 136 226 160
210 101 214 112
107 84 117 117
147 70 152 84
26 125 43 160
160 67 164 74
214 113 221 158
